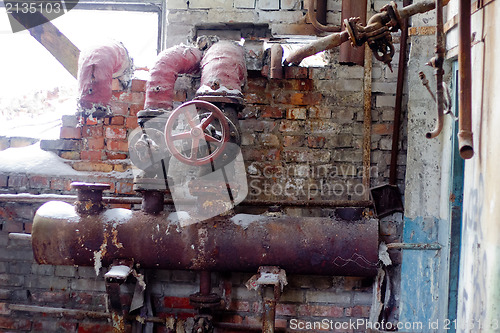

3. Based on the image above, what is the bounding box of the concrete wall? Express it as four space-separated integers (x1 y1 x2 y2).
451 1 500 331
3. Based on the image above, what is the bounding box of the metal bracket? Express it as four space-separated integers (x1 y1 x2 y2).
105 259 134 333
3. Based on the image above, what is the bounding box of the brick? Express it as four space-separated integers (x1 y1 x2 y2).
40 139 81 151
9 262 31 275
60 151 81 160
307 136 327 148
234 0 255 8
72 162 114 173
32 264 55 275
376 95 396 108
106 140 129 152
126 116 139 129
305 120 340 133
351 305 371 317
60 126 82 139
353 292 372 305
131 78 147 92
283 92 322 105
276 303 297 316
189 0 233 9
0 303 9 316
279 120 304 133
284 66 308 79
113 163 131 172
281 0 300 9
240 119 277 133
26 276 68 290
31 290 70 304
283 149 330 163
245 92 272 104
331 108 354 123
8 174 28 188
298 304 344 317
50 178 72 191
61 115 79 127
0 274 24 287
260 106 284 118
260 134 280 147
33 320 76 332
81 150 103 161
229 301 250 312
29 175 50 188
372 82 397 94
286 108 307 120
242 149 280 162
283 135 304 147
105 152 127 161
372 123 394 135
109 116 125 125
305 290 351 304
9 137 38 148
241 133 255 146
105 126 127 139
166 0 188 9
164 296 193 309
0 175 7 187
3 220 24 233
0 316 31 330
55 265 76 277
71 279 106 292
129 104 143 117
84 137 105 150
0 289 10 300
77 323 114 333
109 100 129 116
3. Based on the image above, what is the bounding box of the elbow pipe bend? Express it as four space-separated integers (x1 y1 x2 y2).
145 45 203 111
306 0 341 33
77 41 133 117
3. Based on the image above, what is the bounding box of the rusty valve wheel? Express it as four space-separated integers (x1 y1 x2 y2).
165 100 230 166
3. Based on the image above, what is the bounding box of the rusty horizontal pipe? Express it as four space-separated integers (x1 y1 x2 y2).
306 0 341 33
457 0 474 159
386 242 442 250
33 201 379 276
8 233 32 242
0 193 372 208
283 31 350 66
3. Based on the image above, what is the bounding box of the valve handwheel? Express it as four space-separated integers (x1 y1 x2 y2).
165 100 230 166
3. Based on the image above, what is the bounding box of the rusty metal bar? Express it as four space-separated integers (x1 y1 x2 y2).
262 298 277 333
283 31 350 66
386 242 442 250
457 0 474 159
8 304 166 324
306 0 341 33
33 204 379 276
0 193 372 208
426 0 445 139
389 0 411 185
362 40 373 200
270 44 284 79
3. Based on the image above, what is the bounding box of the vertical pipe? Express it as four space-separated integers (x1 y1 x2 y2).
262 298 276 333
457 0 474 159
200 271 211 296
362 38 373 199
316 0 327 25
389 0 411 186
425 0 445 139
340 0 368 65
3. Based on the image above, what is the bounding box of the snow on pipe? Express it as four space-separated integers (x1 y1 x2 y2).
77 40 133 117
144 45 203 110
196 41 247 99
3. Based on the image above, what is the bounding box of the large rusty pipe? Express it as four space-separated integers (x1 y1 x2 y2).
283 31 350 66
340 0 367 66
457 0 474 159
426 0 445 139
32 202 379 277
306 0 341 33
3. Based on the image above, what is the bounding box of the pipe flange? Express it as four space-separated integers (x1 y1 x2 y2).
387 1 403 32
189 293 221 309
344 18 365 47
71 182 111 215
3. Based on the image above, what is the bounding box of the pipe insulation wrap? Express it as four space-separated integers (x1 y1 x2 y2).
32 201 379 277
77 40 132 111
145 45 203 110
197 41 247 97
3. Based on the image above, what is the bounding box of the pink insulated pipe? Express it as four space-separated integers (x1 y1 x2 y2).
196 41 247 97
145 45 203 110
77 40 132 114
